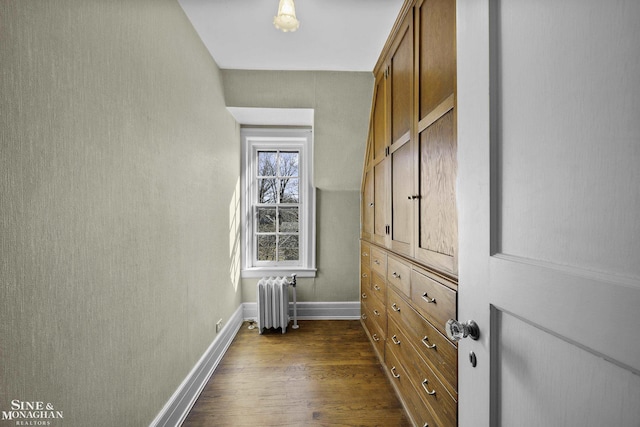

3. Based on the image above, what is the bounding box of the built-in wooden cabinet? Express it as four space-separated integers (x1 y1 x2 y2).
362 0 458 277
361 246 459 427
360 0 458 425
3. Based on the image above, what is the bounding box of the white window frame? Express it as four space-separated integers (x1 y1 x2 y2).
241 128 316 278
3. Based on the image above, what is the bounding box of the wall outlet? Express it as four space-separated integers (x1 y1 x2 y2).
216 319 223 333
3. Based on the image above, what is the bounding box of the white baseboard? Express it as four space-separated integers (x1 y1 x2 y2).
242 301 361 321
150 304 244 427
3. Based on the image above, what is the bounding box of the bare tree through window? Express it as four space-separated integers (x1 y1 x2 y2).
256 150 300 262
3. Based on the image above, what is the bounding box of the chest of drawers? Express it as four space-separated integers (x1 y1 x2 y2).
360 241 458 426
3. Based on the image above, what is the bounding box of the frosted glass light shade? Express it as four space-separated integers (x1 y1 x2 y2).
273 0 300 32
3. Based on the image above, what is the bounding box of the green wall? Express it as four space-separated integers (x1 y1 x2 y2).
0 1 374 424
0 0 240 424
222 70 373 302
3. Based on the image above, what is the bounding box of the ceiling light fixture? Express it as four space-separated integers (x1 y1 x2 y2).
273 0 300 32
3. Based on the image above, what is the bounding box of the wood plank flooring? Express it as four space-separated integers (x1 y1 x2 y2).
183 320 411 427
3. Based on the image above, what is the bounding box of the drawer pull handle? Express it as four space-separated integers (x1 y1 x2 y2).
372 333 380 342
374 260 380 265
391 303 401 312
391 335 401 345
374 285 381 291
422 336 437 349
422 292 436 303
362 273 368 278
423 424 429 427
362 293 368 299
373 309 380 316
362 252 369 257
361 313 367 320
392 272 401 279
391 366 400 379
421 379 436 395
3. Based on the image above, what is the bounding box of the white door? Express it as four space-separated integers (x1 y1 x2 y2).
456 0 640 426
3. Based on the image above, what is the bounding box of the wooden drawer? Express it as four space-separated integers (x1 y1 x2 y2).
370 246 387 277
361 303 385 359
388 286 458 397
369 293 387 336
361 264 371 292
411 269 457 337
371 271 387 305
363 289 386 334
360 280 371 308
387 255 411 297
360 241 371 267
385 342 440 427
388 319 457 427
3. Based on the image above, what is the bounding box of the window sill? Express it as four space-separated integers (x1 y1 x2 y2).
241 268 317 279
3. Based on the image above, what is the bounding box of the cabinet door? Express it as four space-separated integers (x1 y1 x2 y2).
387 10 415 255
390 139 414 256
414 0 457 275
389 12 413 146
372 158 389 246
372 68 389 163
415 105 457 275
362 167 374 240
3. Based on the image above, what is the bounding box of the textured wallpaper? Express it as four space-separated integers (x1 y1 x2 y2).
0 0 240 425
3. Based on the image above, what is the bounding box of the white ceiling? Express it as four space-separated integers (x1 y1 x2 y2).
178 0 405 71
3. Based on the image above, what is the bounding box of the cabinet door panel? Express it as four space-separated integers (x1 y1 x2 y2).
416 108 457 274
418 0 456 119
372 70 388 162
390 15 413 144
362 169 374 238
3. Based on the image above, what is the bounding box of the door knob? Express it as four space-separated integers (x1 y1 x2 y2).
445 319 480 341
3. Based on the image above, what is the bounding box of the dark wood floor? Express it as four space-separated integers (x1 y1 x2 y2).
183 320 411 427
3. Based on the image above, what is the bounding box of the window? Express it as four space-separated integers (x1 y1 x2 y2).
241 128 316 277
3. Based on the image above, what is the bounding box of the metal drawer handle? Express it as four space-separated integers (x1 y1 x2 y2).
362 293 368 299
362 273 368 278
361 313 367 320
391 366 400 379
422 292 436 303
362 252 369 257
374 284 381 291
391 335 401 345
422 336 437 349
421 379 436 395
373 309 380 316
391 303 401 312
392 272 401 279
372 333 380 342
374 260 380 265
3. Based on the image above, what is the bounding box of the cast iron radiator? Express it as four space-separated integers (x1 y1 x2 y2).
256 275 298 334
